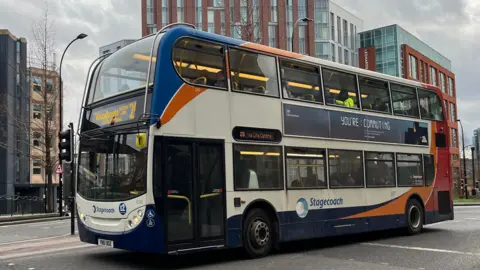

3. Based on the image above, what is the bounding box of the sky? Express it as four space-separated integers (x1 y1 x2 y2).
0 0 478 145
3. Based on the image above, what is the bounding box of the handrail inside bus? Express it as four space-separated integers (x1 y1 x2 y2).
77 53 112 136
142 23 197 118
167 195 191 224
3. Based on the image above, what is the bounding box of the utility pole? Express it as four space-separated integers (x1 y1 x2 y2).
472 147 476 195
458 119 468 199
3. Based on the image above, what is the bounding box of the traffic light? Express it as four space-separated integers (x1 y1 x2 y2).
58 129 73 163
476 181 479 190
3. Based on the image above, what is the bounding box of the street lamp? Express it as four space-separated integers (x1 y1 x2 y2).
291 17 313 52
457 119 468 199
58 33 88 217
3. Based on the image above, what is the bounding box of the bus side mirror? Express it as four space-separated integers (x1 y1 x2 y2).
136 133 147 148
435 133 447 148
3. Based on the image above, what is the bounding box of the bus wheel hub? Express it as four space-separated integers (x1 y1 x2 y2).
251 220 269 247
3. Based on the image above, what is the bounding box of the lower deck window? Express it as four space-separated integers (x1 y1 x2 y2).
365 152 395 187
286 147 326 189
397 153 424 186
328 150 364 188
233 144 283 190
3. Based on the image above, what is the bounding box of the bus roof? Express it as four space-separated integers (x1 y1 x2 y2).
161 26 441 94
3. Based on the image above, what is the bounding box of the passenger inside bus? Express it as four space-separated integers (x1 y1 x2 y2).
335 89 356 107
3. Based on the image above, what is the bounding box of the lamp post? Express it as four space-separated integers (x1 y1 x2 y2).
58 33 87 217
472 147 476 195
291 17 313 52
457 119 468 199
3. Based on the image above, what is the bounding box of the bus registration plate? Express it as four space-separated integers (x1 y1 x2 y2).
98 239 114 248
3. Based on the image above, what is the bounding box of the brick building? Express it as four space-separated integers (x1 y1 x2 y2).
141 0 363 66
359 24 460 188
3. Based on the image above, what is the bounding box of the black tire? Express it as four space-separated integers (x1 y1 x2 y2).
242 208 273 259
405 199 424 235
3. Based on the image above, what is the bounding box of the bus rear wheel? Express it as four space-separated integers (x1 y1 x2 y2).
242 208 273 258
406 199 424 235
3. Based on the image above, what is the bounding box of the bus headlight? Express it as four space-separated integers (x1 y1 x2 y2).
126 206 146 230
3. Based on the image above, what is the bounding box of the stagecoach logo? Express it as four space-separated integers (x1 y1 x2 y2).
92 205 115 214
296 198 309 218
119 203 127 215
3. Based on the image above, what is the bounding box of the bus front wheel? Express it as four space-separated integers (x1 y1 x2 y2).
406 199 424 235
242 208 273 258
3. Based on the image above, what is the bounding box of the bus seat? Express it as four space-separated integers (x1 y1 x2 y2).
248 169 259 189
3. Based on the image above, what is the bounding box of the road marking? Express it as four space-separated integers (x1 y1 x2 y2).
464 217 479 220
362 242 480 256
0 243 93 260
0 234 71 246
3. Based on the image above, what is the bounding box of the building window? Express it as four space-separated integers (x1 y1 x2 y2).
229 48 279 97
331 44 336 62
161 0 169 27
397 154 424 186
281 59 322 103
33 159 41 167
336 16 341 44
172 38 226 89
366 152 395 187
409 54 417 80
440 72 446 93
207 10 214 33
286 147 326 189
450 102 456 122
298 0 307 19
233 144 283 190
358 76 391 113
418 89 444 121
330 12 335 41
271 0 278 22
33 168 42 175
146 0 154 25
350 23 354 49
338 45 342 63
196 0 202 30
351 52 355 66
33 112 41 120
323 68 359 109
329 150 364 188
220 9 225 35
315 42 329 59
298 25 306 54
314 0 329 40
391 83 419 118
32 76 42 92
147 25 157 34
430 66 437 86
448 77 454 96
252 0 261 41
344 49 349 65
268 24 277 48
451 128 457 147
46 78 54 92
343 19 348 47
286 1 293 51
444 100 448 119
177 0 184 22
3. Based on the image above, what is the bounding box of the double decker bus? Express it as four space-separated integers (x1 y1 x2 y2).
76 23 453 258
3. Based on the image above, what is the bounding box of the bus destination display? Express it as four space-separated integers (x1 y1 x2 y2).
232 126 282 143
283 103 428 146
89 95 144 128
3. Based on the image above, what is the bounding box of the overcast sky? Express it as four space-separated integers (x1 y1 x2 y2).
0 0 478 145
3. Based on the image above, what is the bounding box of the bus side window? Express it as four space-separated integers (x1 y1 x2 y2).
280 60 322 103
172 38 227 89
391 83 419 118
323 68 359 109
358 76 391 113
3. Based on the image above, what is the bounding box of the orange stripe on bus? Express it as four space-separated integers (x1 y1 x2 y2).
341 186 433 219
160 84 206 125
241 43 305 59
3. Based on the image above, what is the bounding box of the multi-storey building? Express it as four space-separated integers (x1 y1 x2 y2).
0 30 28 212
29 67 60 207
141 0 363 66
99 39 136 56
359 24 460 189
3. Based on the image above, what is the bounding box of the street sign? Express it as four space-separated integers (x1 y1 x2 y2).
56 163 63 174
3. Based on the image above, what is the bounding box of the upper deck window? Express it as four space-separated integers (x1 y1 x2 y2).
229 48 279 97
280 60 322 103
391 83 419 118
322 68 359 109
173 38 227 89
358 76 391 114
90 36 159 103
418 88 444 121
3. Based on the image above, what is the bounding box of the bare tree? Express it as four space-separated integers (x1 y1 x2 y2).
231 0 262 43
0 2 60 212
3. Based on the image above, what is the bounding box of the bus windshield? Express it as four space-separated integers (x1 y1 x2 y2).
89 34 161 103
77 131 147 201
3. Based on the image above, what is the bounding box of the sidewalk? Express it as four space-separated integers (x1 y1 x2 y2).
0 213 70 225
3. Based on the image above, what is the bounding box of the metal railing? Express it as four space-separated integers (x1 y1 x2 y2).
0 195 46 216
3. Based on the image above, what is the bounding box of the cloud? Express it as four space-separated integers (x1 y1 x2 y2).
1 0 478 145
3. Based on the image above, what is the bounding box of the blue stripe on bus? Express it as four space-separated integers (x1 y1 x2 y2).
150 27 245 125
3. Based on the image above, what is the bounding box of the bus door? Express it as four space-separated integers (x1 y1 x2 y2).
161 138 226 252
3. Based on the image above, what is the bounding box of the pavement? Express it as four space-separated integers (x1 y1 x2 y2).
1 206 480 269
